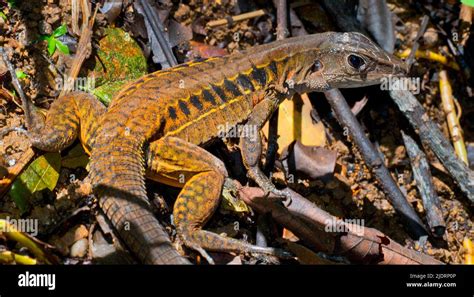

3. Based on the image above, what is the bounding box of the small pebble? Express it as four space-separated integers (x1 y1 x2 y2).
70 238 88 258
39 20 53 35
423 27 439 46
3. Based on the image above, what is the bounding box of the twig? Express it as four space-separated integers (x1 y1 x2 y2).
0 148 35 198
324 89 427 238
135 0 178 68
206 10 266 28
0 47 30 122
0 219 53 264
288 2 308 36
414 4 471 81
406 15 429 68
264 0 288 175
320 0 370 36
398 49 460 70
59 6 97 97
0 251 37 265
389 89 474 203
236 185 442 264
401 131 446 237
275 0 289 40
71 0 81 35
439 70 468 164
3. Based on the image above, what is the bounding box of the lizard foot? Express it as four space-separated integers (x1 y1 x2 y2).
187 242 215 265
261 185 292 206
179 229 293 264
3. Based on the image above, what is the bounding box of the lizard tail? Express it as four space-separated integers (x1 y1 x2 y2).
89 138 190 264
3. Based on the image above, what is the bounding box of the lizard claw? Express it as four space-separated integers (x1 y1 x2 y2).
195 247 215 265
262 186 292 206
0 126 27 138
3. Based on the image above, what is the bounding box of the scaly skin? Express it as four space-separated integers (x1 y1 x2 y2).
10 32 407 264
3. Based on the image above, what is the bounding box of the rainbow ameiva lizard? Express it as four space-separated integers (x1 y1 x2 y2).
4 32 407 264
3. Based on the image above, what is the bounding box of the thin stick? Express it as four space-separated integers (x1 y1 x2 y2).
390 89 474 203
59 6 97 97
324 89 428 238
0 47 30 122
207 10 266 28
275 0 289 40
401 131 446 237
439 70 468 164
135 0 177 67
237 185 442 264
0 148 35 198
71 0 81 35
264 0 289 175
398 49 460 70
406 15 429 68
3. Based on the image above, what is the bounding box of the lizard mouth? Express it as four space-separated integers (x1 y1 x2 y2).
390 59 409 77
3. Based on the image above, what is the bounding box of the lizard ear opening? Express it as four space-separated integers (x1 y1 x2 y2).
311 60 323 72
347 54 366 71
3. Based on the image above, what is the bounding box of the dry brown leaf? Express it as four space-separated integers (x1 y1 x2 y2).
286 241 335 264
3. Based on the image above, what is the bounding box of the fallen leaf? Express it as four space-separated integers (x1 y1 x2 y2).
282 228 299 242
280 140 337 180
188 41 227 59
286 241 334 264
9 153 61 213
263 93 326 154
61 143 89 169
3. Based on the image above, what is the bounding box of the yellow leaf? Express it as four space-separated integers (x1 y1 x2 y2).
263 94 326 154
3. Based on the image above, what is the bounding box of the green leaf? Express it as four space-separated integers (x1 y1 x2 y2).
8 153 61 214
9 179 30 214
55 40 70 55
47 38 56 56
61 144 89 169
53 24 67 38
0 11 6 21
15 70 27 79
7 0 15 8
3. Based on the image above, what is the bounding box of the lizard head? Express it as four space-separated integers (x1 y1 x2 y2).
290 32 408 93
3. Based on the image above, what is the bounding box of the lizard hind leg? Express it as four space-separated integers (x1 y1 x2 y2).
146 136 290 264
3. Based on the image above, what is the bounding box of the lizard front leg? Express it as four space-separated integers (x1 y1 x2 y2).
146 136 290 264
240 89 289 200
1 91 105 153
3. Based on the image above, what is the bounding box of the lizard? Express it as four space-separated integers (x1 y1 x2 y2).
2 32 408 264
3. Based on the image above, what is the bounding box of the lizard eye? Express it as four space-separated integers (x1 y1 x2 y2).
311 60 323 72
347 54 366 70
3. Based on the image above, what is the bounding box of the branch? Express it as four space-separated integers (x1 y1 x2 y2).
401 131 446 237
324 89 428 238
389 89 474 203
236 185 443 264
